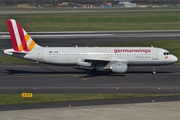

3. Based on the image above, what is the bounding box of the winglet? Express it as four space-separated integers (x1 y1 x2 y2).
6 19 39 52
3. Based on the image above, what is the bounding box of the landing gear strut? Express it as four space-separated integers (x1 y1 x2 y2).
151 66 156 75
92 67 96 72
92 67 98 76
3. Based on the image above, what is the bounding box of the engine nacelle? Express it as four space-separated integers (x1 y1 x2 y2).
78 61 91 67
110 62 128 73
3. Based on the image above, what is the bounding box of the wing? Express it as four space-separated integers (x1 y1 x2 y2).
78 58 128 68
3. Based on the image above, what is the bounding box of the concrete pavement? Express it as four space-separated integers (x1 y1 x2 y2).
0 101 179 120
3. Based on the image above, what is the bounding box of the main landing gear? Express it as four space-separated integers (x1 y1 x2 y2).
151 66 156 75
92 67 99 76
92 68 97 75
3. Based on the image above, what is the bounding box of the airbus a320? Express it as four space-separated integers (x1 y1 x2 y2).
3 19 178 75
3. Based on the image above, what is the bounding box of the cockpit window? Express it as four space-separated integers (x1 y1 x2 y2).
164 52 171 55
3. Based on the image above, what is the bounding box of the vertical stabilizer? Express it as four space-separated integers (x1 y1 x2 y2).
6 19 40 52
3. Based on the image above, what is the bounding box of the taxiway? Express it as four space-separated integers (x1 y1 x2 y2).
0 63 179 94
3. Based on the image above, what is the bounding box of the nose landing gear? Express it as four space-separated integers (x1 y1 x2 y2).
152 66 156 75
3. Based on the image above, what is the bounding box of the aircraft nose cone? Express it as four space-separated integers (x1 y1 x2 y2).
172 55 178 62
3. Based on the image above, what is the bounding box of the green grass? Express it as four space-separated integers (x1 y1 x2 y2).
0 6 180 11
0 11 179 31
0 93 179 105
0 7 118 11
0 56 35 64
1 40 179 64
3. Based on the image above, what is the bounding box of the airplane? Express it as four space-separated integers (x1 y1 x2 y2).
3 19 178 75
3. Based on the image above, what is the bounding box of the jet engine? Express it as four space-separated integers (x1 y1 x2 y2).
78 61 91 67
110 62 128 73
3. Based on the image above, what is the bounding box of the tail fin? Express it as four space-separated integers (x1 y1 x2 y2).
6 19 39 52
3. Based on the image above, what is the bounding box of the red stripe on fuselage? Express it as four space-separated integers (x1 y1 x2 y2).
6 20 20 51
16 21 29 52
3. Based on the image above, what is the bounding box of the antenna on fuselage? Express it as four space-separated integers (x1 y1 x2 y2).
75 45 78 47
151 45 153 48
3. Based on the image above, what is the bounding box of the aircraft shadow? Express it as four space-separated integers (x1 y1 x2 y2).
4 68 172 78
5 69 88 75
75 67 173 74
4 69 124 78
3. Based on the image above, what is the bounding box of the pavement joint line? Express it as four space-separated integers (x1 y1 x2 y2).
81 78 87 80
0 74 66 78
0 72 179 78
66 73 88 80
125 73 180 75
0 87 180 91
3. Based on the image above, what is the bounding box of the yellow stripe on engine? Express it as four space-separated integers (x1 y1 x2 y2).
28 40 36 50
25 34 30 42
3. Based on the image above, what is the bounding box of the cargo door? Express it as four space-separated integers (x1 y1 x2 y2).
38 49 43 61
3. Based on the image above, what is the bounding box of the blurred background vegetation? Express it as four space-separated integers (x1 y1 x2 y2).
0 0 179 6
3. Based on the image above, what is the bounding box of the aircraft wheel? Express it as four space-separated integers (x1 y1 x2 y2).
151 66 156 75
152 71 156 75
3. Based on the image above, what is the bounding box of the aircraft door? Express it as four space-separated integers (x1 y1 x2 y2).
38 49 43 61
152 49 158 60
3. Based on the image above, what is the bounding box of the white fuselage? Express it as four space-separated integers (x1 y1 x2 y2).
7 46 176 66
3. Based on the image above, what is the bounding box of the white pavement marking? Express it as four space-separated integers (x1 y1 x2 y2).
1 34 113 38
0 101 179 120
